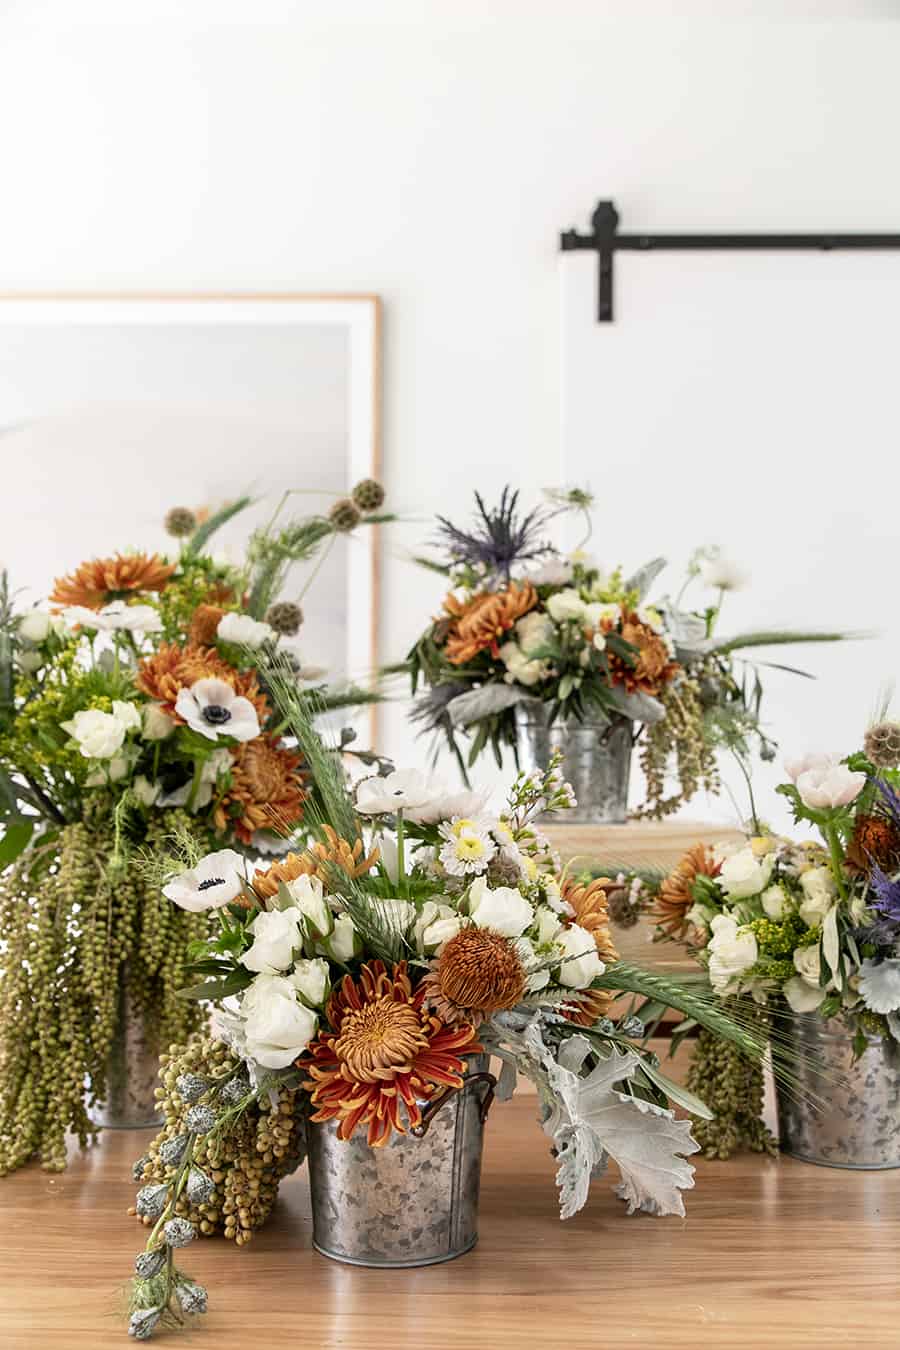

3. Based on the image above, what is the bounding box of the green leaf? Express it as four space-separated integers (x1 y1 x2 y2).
177 969 253 1001
635 1058 714 1120
184 495 254 557
0 819 34 866
710 629 866 656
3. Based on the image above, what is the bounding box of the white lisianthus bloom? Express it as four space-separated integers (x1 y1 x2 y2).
413 900 460 954
217 612 275 649
422 914 464 950
133 775 161 807
162 849 246 912
322 913 361 963
717 845 775 900
783 976 827 1013
796 764 866 811
699 555 749 592
783 751 840 784
545 588 586 623
355 768 437 816
291 958 331 1009
61 708 127 759
515 610 557 656
498 640 547 688
468 876 534 937
535 905 563 945
761 884 788 920
143 702 176 741
175 677 260 743
112 699 142 733
798 867 838 927
18 609 53 642
240 974 318 1069
707 914 758 994
555 923 604 989
240 908 302 975
285 874 333 938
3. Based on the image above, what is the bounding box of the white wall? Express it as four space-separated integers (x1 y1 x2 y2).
1 2 898 814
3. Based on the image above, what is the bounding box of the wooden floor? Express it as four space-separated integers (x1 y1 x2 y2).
1 1096 898 1349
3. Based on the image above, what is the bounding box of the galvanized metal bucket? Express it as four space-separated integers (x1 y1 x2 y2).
90 968 164 1130
514 703 633 824
306 1058 496 1267
774 1010 900 1169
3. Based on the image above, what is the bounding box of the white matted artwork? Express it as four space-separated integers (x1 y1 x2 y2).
0 294 381 718
560 248 899 828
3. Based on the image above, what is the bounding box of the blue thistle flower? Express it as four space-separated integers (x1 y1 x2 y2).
435 488 558 581
870 863 900 921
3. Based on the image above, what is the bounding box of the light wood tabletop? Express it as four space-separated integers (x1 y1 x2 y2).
2 1095 898 1349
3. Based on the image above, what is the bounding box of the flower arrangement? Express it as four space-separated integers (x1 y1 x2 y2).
406 488 854 817
0 483 387 1176
616 712 900 1156
121 666 775 1339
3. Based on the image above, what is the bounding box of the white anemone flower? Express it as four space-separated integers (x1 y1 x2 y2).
63 601 162 633
355 768 439 816
162 849 247 912
216 612 275 649
175 677 260 743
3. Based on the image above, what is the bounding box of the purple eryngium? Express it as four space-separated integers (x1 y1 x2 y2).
870 862 900 922
875 777 900 830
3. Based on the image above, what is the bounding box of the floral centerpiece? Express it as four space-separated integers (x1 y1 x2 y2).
405 488 854 821
616 714 900 1163
121 664 775 1340
0 483 387 1175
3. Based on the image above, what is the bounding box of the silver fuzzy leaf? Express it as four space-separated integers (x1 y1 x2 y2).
605 685 666 725
447 683 528 728
624 556 667 602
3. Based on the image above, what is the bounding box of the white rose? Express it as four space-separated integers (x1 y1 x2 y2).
468 877 534 937
761 884 788 920
285 874 334 938
545 588 586 623
143 703 176 741
793 942 822 987
717 846 774 900
85 753 131 787
19 609 53 642
217 611 275 649
414 900 458 953
240 908 302 975
377 897 416 934
515 610 556 656
133 775 160 807
798 867 837 927
498 641 547 687
707 914 758 994
291 957 330 1008
17 649 43 673
112 699 141 733
556 923 604 989
322 913 361 963
61 708 126 759
240 973 318 1069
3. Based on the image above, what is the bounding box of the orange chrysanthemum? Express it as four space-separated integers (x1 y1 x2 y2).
420 926 527 1026
189 603 227 646
136 642 269 722
603 606 679 697
653 843 720 941
559 875 620 1025
302 961 480 1147
50 552 176 610
442 581 538 665
252 827 380 899
213 737 306 846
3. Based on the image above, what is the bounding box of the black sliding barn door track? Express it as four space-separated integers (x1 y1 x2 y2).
560 199 900 322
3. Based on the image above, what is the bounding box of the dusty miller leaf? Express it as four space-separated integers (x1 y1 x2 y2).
447 684 529 727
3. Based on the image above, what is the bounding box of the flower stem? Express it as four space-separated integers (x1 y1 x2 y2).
395 808 407 898
824 816 848 902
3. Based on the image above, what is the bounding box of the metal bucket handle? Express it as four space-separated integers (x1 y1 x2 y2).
411 1070 497 1139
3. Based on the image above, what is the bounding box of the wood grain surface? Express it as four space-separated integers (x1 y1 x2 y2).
1 1095 897 1349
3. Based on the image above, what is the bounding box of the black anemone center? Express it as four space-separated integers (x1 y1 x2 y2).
202 704 232 726
197 877 225 892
